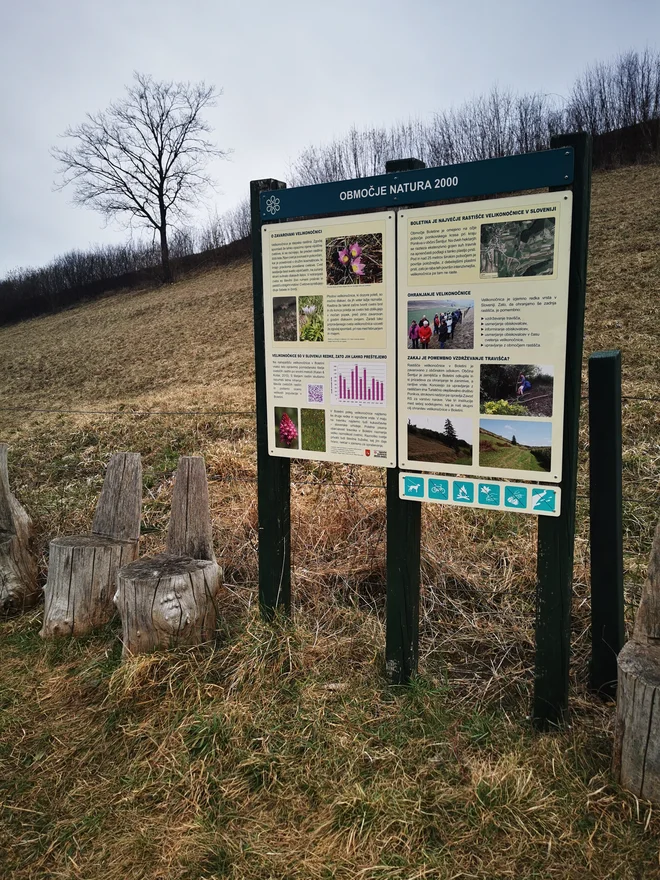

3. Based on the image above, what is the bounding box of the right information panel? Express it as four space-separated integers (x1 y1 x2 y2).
397 192 572 483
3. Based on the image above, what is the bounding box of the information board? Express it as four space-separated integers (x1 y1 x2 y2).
397 192 572 483
263 212 397 466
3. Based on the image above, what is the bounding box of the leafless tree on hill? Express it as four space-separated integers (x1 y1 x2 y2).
52 72 229 282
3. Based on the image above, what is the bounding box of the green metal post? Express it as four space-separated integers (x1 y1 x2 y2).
385 158 424 685
588 350 624 697
250 179 292 619
533 133 592 727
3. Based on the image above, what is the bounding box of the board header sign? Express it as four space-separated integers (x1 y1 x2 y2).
260 148 574 222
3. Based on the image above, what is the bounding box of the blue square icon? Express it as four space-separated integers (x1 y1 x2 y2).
504 486 528 509
428 479 449 500
478 483 501 506
532 488 556 512
452 481 474 503
403 476 425 498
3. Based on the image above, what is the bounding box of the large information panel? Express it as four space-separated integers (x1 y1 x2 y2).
397 192 572 484
263 212 397 466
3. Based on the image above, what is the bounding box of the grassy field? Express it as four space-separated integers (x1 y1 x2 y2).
478 429 549 472
300 408 326 452
408 429 473 464
0 164 659 879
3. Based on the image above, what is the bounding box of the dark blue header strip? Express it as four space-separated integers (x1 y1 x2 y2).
260 148 574 222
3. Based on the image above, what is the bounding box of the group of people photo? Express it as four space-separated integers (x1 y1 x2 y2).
409 310 463 350
406 297 474 350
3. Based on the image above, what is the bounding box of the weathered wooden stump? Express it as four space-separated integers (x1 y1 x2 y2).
114 555 221 657
115 455 221 658
613 519 660 801
41 452 142 639
0 444 38 614
166 455 216 562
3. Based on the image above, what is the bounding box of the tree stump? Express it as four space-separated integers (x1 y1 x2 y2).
114 555 221 657
166 456 216 561
41 452 142 639
41 535 138 637
0 444 38 614
613 519 660 801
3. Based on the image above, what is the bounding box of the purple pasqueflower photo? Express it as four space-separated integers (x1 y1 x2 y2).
338 248 350 265
349 241 362 258
351 257 365 275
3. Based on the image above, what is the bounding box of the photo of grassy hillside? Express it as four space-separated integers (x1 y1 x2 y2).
407 414 473 465
479 418 552 472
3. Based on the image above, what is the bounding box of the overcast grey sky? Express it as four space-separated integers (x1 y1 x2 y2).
1 0 658 276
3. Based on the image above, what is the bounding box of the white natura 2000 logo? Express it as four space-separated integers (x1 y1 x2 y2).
265 196 280 215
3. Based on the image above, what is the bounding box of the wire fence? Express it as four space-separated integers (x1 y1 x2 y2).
0 394 658 417
1 395 657 506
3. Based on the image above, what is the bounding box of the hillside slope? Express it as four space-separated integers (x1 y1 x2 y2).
0 166 658 880
0 164 658 425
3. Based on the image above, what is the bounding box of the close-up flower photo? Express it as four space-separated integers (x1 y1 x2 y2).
325 233 383 284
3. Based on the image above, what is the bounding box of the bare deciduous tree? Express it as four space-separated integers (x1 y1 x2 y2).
52 72 228 282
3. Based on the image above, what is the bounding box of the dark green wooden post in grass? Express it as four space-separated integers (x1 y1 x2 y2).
250 179 292 619
588 350 624 698
384 158 424 685
533 133 592 728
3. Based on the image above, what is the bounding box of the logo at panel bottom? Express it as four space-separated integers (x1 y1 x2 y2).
403 476 425 498
428 478 449 500
504 486 528 509
532 488 557 512
478 483 501 506
452 481 474 503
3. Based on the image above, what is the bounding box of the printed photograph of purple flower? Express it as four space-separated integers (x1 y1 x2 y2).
275 407 299 450
298 295 324 342
325 233 383 285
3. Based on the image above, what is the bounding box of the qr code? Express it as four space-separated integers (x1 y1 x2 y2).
307 383 324 404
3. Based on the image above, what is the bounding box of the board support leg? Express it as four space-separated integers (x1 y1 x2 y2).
588 350 624 698
533 133 592 728
251 179 292 619
384 158 425 684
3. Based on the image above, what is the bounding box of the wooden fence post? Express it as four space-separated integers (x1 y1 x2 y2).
533 132 592 727
588 350 624 697
384 158 424 685
251 179 292 619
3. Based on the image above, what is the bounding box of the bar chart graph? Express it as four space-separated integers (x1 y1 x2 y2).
331 362 386 407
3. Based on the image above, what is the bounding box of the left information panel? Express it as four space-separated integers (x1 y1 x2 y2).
263 212 397 467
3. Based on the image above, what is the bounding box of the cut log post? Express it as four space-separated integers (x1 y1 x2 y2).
114 455 221 658
41 535 138 637
166 456 216 561
41 452 142 639
0 444 39 614
613 519 660 801
114 555 221 657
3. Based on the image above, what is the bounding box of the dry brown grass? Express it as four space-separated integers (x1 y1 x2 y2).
0 166 658 879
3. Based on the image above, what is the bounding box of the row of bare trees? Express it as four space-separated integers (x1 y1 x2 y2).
292 50 660 185
2 49 659 325
0 231 200 324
